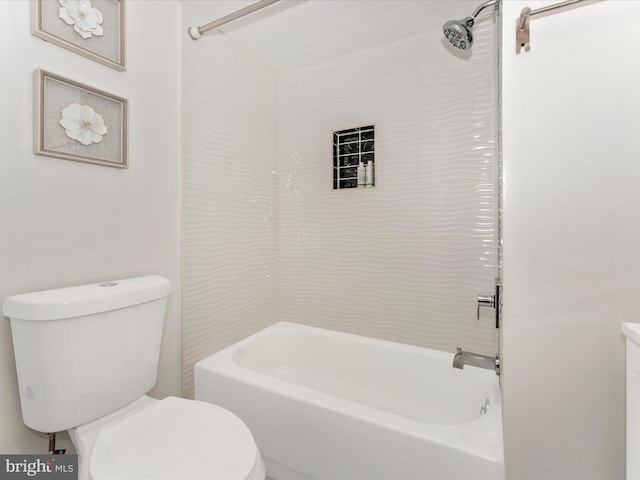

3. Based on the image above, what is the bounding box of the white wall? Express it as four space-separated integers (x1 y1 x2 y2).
181 3 279 398
278 23 499 354
502 1 640 477
0 0 181 453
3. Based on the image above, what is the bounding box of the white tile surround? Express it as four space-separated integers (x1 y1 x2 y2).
182 27 279 398
182 9 499 396
277 24 499 352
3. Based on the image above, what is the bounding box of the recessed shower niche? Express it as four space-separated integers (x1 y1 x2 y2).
333 125 375 189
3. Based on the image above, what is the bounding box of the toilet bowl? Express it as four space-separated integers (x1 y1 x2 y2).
70 396 265 480
3 276 265 480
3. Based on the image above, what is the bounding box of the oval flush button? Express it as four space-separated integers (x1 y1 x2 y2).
97 282 118 287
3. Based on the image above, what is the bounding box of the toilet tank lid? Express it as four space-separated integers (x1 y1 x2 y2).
3 276 171 321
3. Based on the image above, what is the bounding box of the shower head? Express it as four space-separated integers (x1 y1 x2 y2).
442 0 497 50
443 17 475 50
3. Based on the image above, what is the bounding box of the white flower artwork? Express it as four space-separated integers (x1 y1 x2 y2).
58 0 104 39
60 103 108 146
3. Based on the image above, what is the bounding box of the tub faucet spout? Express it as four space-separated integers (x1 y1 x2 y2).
453 347 500 375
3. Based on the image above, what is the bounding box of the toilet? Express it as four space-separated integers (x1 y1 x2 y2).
3 275 265 480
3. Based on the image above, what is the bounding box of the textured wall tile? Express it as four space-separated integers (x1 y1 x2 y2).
278 23 499 354
182 34 279 398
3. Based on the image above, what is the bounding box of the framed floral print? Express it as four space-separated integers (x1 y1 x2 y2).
35 69 128 168
32 0 126 71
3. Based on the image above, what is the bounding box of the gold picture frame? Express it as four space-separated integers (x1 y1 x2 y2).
32 0 126 71
34 69 128 168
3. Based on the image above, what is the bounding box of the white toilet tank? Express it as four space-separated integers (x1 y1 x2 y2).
623 322 640 479
3 276 171 433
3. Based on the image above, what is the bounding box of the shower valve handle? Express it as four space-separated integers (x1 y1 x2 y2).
477 279 502 328
476 295 495 320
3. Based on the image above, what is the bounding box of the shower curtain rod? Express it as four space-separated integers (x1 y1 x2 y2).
188 0 282 40
516 0 600 53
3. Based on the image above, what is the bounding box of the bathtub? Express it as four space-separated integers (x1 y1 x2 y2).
195 322 504 480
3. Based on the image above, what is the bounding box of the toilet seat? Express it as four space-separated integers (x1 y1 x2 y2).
89 396 263 479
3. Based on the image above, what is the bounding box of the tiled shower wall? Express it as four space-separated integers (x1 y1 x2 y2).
182 30 279 398
277 24 499 352
182 15 498 396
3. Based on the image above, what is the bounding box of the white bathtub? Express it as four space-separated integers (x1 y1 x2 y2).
195 322 504 480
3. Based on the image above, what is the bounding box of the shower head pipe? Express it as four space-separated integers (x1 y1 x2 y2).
471 0 499 20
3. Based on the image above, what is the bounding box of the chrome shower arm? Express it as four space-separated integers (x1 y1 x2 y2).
471 0 499 19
